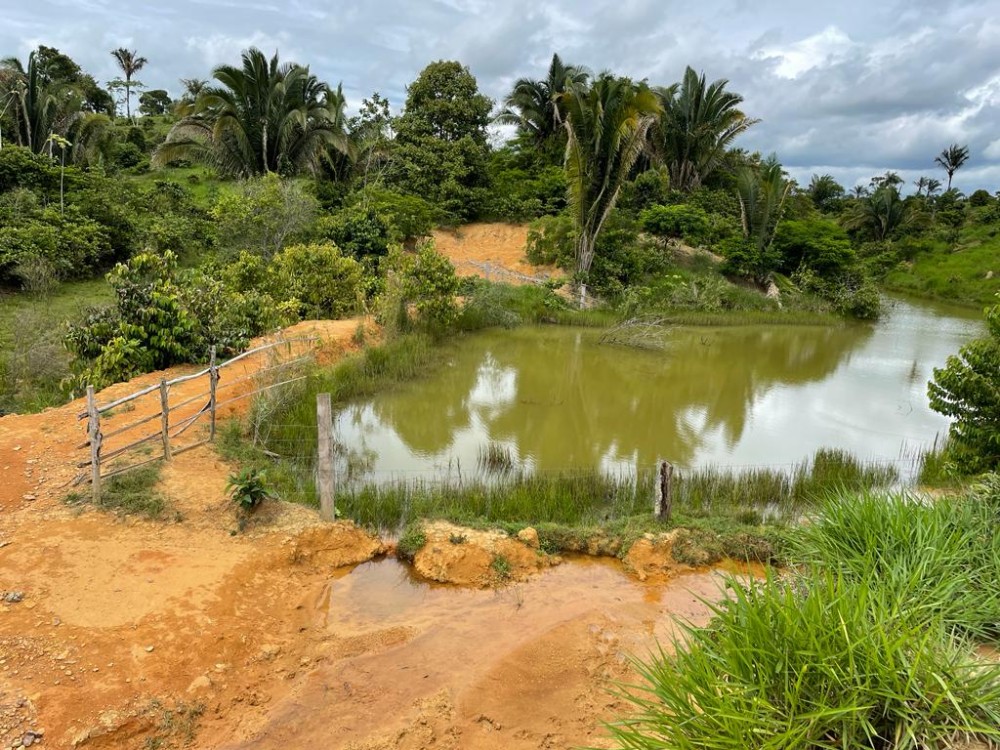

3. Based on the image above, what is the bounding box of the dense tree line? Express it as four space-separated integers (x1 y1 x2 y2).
1 43 997 421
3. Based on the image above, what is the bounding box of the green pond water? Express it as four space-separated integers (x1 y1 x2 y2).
333 296 983 483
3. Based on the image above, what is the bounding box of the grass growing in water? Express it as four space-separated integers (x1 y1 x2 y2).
610 570 1000 750
795 489 1000 639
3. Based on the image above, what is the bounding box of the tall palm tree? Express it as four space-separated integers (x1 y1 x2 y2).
557 74 660 302
913 176 929 197
935 143 970 191
496 53 589 147
925 178 942 197
110 47 148 120
807 173 843 211
154 48 351 177
648 67 759 192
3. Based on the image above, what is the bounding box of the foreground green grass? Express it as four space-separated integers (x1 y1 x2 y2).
611 569 1000 749
608 481 1000 749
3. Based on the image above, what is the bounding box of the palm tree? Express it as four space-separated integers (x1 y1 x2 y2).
913 176 929 197
850 184 869 199
843 185 910 241
154 48 351 177
935 144 970 191
557 74 660 303
0 52 67 153
648 67 759 192
110 48 148 120
807 173 843 211
735 155 790 269
925 178 942 197
496 54 588 147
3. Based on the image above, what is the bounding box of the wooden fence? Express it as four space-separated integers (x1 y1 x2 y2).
75 337 316 501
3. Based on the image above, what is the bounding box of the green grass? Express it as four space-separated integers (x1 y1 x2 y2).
794 489 1000 639
0 277 112 354
610 569 1000 750
65 464 168 519
127 165 230 211
884 225 1000 306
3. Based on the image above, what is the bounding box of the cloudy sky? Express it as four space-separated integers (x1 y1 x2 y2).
4 0 1000 191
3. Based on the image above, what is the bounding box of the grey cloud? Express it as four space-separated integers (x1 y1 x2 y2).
2 0 1000 190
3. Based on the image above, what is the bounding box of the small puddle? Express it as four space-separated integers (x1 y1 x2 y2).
227 558 755 750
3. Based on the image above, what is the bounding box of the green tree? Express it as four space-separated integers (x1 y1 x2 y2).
138 89 172 116
649 67 759 192
389 61 492 220
726 155 790 279
558 74 660 301
928 299 1000 471
496 53 588 161
154 48 350 177
843 185 911 241
110 47 147 120
935 143 970 191
807 174 844 212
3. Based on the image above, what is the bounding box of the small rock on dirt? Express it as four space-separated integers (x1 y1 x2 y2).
21 494 36 502
144 646 154 653
2 591 24 603
516 527 540 549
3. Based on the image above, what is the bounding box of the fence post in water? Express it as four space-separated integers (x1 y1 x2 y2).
316 392 336 521
87 385 102 503
159 379 172 460
656 460 674 522
208 346 218 442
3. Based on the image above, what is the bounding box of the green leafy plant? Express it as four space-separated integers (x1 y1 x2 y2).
226 467 273 514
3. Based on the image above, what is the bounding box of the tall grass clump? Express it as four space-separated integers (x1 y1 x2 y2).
796 490 1000 638
66 464 167 519
609 570 1000 750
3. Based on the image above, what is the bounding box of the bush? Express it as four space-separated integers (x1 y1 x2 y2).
772 218 856 277
212 174 318 260
611 569 1000 750
316 205 394 261
269 243 363 319
929 299 1000 471
640 204 711 247
525 213 575 267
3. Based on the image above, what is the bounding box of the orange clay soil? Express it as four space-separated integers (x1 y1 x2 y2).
0 267 743 749
432 223 561 284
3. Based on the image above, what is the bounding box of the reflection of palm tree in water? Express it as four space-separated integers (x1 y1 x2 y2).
369 324 872 471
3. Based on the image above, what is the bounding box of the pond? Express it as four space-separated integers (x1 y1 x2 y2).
333 296 983 484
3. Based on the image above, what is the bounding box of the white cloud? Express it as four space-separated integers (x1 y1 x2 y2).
754 25 855 79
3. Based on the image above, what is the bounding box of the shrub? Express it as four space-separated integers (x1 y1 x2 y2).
315 205 394 260
397 521 426 562
380 243 459 334
928 299 1000 471
640 204 711 247
269 243 363 319
525 213 575 267
212 174 318 260
354 188 439 241
772 218 856 277
226 467 273 514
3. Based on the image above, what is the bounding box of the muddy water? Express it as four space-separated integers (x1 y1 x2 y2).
334 296 982 482
224 558 736 749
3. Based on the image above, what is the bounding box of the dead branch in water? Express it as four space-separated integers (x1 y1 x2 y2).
599 317 673 350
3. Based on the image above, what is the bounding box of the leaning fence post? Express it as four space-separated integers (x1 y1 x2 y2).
87 385 102 503
208 346 219 442
316 392 336 521
655 460 674 522
159 379 172 460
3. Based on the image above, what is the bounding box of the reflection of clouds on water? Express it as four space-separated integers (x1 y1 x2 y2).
332 297 982 483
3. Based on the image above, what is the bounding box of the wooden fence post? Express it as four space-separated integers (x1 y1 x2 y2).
316 392 336 521
87 385 102 503
655 460 674 522
159 379 172 460
208 346 219 442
